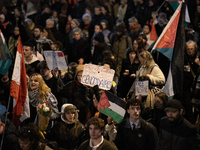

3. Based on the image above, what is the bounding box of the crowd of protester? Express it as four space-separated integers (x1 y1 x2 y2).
0 0 200 149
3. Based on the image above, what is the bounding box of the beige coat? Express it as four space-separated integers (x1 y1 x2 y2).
139 61 165 108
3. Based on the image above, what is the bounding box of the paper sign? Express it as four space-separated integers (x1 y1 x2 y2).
44 51 67 70
135 80 149 96
81 64 115 90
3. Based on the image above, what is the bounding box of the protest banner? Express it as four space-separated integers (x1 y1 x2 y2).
81 64 115 90
135 80 149 96
44 51 67 70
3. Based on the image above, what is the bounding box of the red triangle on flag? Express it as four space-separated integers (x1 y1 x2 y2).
97 91 110 110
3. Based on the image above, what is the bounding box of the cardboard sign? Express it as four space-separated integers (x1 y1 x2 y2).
81 64 115 90
44 51 67 70
135 80 149 96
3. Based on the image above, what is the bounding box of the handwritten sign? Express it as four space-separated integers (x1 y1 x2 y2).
135 80 149 96
44 51 67 70
81 64 115 90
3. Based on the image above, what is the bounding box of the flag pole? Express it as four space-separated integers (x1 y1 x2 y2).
0 95 11 150
156 0 166 14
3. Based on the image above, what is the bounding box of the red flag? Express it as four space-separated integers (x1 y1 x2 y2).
10 36 30 127
149 21 157 41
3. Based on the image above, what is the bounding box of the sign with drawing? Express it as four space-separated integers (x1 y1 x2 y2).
135 80 149 96
44 51 67 70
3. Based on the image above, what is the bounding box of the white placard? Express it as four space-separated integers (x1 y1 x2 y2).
81 64 115 90
135 80 149 96
44 51 67 70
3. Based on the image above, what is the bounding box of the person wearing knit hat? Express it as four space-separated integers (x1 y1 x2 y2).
75 65 84 82
100 20 111 44
164 99 183 113
157 99 200 150
46 103 85 150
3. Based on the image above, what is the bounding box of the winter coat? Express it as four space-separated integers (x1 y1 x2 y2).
78 138 118 150
138 61 165 108
67 38 90 64
139 61 165 86
156 116 200 150
60 81 91 123
46 121 85 150
25 54 40 74
184 53 199 89
115 118 158 150
118 58 139 98
92 42 108 65
105 2 119 20
111 34 132 78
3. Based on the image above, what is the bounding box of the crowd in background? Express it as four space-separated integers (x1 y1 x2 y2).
0 0 200 150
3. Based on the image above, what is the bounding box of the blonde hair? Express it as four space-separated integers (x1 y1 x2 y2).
139 51 155 67
28 73 51 102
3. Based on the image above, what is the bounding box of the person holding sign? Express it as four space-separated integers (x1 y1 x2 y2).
137 51 165 108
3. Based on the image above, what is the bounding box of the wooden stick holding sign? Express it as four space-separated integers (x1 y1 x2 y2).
81 64 115 90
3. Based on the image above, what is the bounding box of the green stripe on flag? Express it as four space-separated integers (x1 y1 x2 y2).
99 108 124 123
156 48 173 61
168 1 180 11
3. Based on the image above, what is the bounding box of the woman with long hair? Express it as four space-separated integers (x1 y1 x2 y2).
42 28 55 43
27 73 59 125
118 47 140 98
137 51 165 108
46 104 85 150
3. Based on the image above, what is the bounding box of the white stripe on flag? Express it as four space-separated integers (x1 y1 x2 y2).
185 4 190 23
108 101 126 117
20 90 30 122
163 63 174 98
11 51 22 85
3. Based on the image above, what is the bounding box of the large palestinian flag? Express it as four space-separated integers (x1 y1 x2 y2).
97 91 126 123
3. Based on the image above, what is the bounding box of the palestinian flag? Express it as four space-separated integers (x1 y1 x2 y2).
97 91 126 123
0 30 12 75
151 2 182 61
167 0 190 26
151 2 185 99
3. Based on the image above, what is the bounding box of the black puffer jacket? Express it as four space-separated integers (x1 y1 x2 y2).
156 116 200 150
